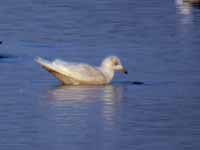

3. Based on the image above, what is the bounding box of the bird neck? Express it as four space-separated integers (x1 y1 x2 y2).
100 65 114 83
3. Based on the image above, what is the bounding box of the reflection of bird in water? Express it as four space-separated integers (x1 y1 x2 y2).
184 0 200 5
175 0 195 27
36 56 128 85
50 85 124 103
48 84 126 127
176 0 200 15
176 0 192 15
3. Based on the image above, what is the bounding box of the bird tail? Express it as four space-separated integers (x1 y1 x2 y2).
35 57 75 84
35 57 56 71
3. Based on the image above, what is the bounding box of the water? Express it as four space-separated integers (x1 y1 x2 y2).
0 0 200 149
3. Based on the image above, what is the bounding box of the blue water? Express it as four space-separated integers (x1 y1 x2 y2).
0 0 200 149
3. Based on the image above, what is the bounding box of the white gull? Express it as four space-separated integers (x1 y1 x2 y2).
36 56 128 85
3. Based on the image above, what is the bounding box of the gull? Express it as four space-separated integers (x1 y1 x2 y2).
36 56 128 85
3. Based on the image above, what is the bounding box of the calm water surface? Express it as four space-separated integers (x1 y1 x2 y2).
0 0 200 150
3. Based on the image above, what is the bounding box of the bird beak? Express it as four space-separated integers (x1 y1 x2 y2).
120 68 128 74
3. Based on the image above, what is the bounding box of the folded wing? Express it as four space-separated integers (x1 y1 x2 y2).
36 57 107 85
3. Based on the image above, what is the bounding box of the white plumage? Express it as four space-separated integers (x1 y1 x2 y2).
36 56 127 85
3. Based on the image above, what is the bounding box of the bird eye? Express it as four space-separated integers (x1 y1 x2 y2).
114 61 119 66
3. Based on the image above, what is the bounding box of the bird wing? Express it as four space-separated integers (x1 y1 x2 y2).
36 58 107 84
53 59 107 83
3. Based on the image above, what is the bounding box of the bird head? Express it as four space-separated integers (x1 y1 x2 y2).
101 56 128 74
